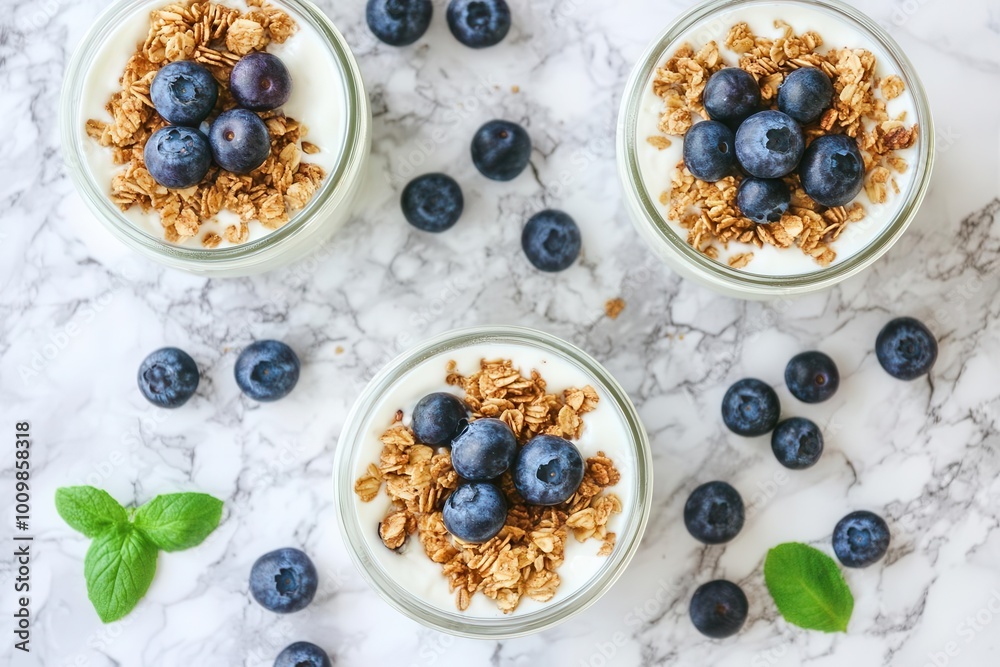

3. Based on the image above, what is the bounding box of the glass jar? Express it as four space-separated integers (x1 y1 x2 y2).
616 0 934 299
333 326 653 638
60 0 370 277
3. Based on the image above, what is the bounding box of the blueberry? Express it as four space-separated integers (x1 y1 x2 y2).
471 119 531 181
366 0 432 46
137 347 199 408
778 67 833 125
235 340 300 402
736 177 790 224
735 110 805 179
689 580 749 639
785 351 840 403
876 317 938 380
683 481 745 544
274 642 331 667
682 120 736 182
447 0 510 49
513 434 585 506
721 378 780 437
799 134 864 207
230 53 292 112
833 511 890 568
771 417 824 470
703 68 761 126
143 126 212 189
249 548 318 613
412 392 468 445
450 418 517 481
442 482 507 542
401 173 464 232
522 209 581 272
209 108 271 174
150 60 218 126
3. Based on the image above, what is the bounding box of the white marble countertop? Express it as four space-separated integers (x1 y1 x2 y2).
3 0 1000 665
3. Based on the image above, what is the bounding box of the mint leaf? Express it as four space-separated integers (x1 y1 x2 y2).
56 486 128 538
764 542 854 633
133 493 223 552
84 525 158 623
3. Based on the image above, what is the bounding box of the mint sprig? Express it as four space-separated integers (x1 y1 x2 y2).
764 542 854 633
56 486 223 623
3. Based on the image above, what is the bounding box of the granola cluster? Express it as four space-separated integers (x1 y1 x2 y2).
649 21 918 268
354 359 622 614
84 0 325 247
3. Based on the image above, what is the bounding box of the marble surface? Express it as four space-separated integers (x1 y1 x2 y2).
3 0 1000 665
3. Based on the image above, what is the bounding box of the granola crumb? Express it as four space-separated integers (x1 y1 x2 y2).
646 135 673 150
512 85 520 93
605 298 626 319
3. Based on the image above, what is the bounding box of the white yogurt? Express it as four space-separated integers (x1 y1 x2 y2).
635 3 919 276
78 0 347 247
349 344 638 619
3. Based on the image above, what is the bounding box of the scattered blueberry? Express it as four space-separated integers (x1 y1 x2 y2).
682 120 736 182
471 119 531 181
736 177 790 224
274 642 332 667
447 0 511 49
366 0 433 46
412 392 468 445
143 126 212 189
721 378 780 437
771 417 824 470
209 108 271 174
150 60 218 126
683 481 745 544
513 434 585 506
777 67 833 125
833 511 890 568
703 67 761 126
230 52 292 112
521 209 581 272
442 482 507 542
401 173 464 232
799 134 864 207
689 580 749 639
137 347 199 408
876 317 938 380
250 548 318 613
450 418 517 481
234 340 300 402
785 351 840 403
735 110 804 179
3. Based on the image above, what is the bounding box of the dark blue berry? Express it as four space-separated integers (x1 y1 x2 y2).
689 580 748 639
471 119 531 181
721 378 780 437
683 481 745 544
274 642 331 667
785 351 839 403
682 121 736 182
412 392 468 445
513 435 585 506
735 110 804 179
447 0 510 49
442 482 507 542
137 347 199 409
209 108 271 174
876 317 938 380
737 177 790 224
703 68 761 126
799 134 864 207
250 548 318 613
450 418 517 481
778 67 833 125
230 52 292 112
143 126 212 189
833 511 890 568
366 0 432 46
522 209 581 272
150 60 218 126
401 173 464 232
771 417 824 470
235 340 300 402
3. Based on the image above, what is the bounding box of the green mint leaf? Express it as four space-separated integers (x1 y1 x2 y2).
84 525 158 623
133 493 223 552
764 542 854 633
55 486 128 538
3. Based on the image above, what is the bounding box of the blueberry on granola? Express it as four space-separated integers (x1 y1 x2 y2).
682 120 736 182
137 347 200 408
366 0 433 46
736 177 790 224
471 119 531 181
799 134 864 207
513 434 585 506
274 642 331 667
143 126 212 189
735 110 805 179
412 392 468 445
778 66 833 125
447 0 511 49
230 52 292 112
703 67 761 126
442 482 507 542
522 210 581 272
249 548 318 613
150 60 219 126
401 173 464 232
209 108 271 174
450 417 517 481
